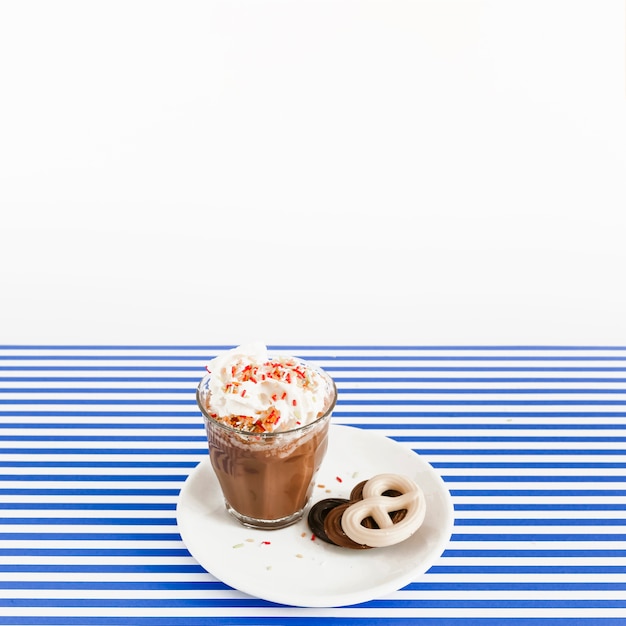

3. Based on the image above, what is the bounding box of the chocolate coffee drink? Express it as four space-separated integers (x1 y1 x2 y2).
196 343 337 529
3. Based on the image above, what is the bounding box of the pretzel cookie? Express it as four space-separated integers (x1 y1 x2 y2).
307 473 426 549
340 474 426 548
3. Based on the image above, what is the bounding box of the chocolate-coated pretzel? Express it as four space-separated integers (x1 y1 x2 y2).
307 498 348 545
349 480 407 527
341 474 426 548
323 503 371 550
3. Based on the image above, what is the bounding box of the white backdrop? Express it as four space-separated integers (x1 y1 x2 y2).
1 0 625 345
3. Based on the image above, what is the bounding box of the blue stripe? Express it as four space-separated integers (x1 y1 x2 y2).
454 503 626 510
337 411 626 417
340 388 626 394
0 562 617 575
4 375 626 383
0 366 202 371
434 462 626 468
8 398 626 408
339 399 626 405
3 354 626 361
3 422 626 432
6 386 626 393
11 434 626 443
0 529 615 542
403 576 626 591
408 448 626 455
0 435 205 441
5 365 626 372
0 548 190 556
0 489 181 496
2 344 626 349
0 564 203 572
449 489 626 496
0 503 176 510
328 366 626 371
0 387 192 393
429 565 626 574
4 477 623 488
0 517 176 525
0 423 202 430
0 377 199 382
6 398 626 406
0 356 207 361
0 474 187 481
0 448 204 454
0 411 197 417
0 532 180 541
442 549 626 557
0 461 197 468
0 619 623 626
2 580 625 592
334 377 626 383
450 533 626 541
399 436 626 442
7 409 626 418
7 434 623 443
0 581 229 590
10 446 626 456
0 346 230 350
0 598 624 609
365 600 626 609
0 414 626 428
0 399 197 405
455 518 626 526
444 476 626 482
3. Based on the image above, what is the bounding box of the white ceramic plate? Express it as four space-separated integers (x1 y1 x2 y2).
176 424 454 607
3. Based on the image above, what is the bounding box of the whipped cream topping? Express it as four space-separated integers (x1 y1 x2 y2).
202 343 331 433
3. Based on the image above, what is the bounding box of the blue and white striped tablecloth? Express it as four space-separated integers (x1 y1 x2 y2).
0 346 625 625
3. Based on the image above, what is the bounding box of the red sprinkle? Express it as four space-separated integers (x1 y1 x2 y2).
261 541 271 545
241 389 246 397
292 399 297 406
336 476 343 483
311 533 316 541
281 392 287 400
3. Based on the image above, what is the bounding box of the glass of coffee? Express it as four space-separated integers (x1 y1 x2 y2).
196 344 337 530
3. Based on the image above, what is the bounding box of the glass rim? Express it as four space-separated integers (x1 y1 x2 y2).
195 364 337 439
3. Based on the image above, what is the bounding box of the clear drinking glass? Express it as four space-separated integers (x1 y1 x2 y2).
196 363 337 530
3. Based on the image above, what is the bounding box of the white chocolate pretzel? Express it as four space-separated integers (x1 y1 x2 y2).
341 473 426 548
